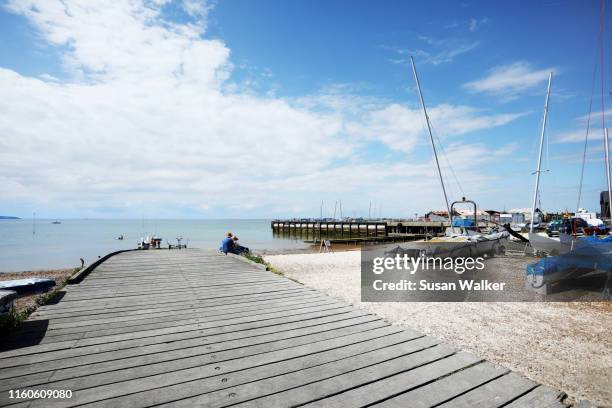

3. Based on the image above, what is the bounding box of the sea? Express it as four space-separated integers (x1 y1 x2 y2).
0 219 310 272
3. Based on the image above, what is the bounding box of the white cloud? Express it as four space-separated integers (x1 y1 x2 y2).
346 104 527 152
384 36 479 66
469 17 489 32
553 130 587 144
553 109 611 144
411 37 479 65
577 108 612 124
0 0 527 217
464 61 554 101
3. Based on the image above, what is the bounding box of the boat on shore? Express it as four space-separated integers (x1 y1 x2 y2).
388 59 509 259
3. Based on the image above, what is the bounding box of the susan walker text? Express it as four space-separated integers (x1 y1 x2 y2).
372 279 506 291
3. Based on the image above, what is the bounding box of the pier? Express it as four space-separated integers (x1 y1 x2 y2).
0 249 569 407
271 219 448 244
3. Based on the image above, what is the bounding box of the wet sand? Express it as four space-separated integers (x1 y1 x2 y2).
265 251 611 406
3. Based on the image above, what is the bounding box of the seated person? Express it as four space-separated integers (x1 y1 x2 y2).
219 232 233 254
230 235 249 255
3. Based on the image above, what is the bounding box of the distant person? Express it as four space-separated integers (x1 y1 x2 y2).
230 236 249 255
80 258 85 268
219 232 233 255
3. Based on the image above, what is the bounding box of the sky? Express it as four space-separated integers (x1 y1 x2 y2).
0 0 611 219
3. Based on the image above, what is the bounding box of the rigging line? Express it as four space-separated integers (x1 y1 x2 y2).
599 0 607 148
414 102 458 201
428 120 466 198
577 62 599 212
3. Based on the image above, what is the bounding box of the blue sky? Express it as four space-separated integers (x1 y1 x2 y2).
0 0 610 219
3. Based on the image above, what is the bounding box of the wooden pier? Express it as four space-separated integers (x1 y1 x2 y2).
0 250 568 407
271 220 448 243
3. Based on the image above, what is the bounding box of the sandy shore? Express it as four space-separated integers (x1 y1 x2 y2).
265 251 611 406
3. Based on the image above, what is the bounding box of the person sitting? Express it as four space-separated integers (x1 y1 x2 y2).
219 232 233 255
230 235 249 255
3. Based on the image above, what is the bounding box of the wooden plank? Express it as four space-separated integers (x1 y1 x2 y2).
26 299 341 339
435 372 538 408
31 289 312 320
29 291 322 322
226 351 481 408
504 385 567 408
32 294 329 329
62 332 434 408
0 315 383 380
0 320 394 406
0 313 380 392
0 306 359 360
5 302 351 347
356 361 508 408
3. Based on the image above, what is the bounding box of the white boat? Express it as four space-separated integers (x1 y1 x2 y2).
528 231 574 256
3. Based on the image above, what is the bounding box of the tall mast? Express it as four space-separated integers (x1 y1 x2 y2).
410 56 451 220
605 128 612 219
530 72 553 233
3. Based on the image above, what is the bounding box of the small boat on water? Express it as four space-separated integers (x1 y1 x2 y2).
51 220 61 224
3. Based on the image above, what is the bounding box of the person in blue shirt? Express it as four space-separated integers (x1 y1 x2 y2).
220 232 233 254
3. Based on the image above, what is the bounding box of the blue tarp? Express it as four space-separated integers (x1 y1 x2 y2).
526 235 612 279
452 218 475 228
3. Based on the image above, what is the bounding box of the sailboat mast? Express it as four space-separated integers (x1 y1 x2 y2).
605 128 612 219
530 72 553 233
410 56 451 220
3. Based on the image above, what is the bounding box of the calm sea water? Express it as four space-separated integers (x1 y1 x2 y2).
0 219 309 272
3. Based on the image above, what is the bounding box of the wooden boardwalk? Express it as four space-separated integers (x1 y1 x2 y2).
0 249 570 407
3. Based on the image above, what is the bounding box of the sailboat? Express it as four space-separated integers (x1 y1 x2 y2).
391 57 509 259
526 53 611 294
525 72 577 255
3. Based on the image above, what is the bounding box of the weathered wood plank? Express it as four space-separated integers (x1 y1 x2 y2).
362 361 508 408
435 372 538 408
504 385 567 408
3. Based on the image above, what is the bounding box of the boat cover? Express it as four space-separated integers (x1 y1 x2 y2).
526 235 612 283
0 278 56 294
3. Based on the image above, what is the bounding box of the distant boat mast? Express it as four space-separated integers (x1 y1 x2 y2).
32 212 36 235
410 56 451 219
605 128 612 218
530 72 553 233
